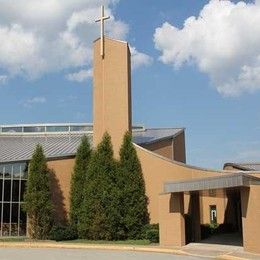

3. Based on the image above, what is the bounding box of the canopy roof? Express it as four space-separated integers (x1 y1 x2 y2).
164 173 260 193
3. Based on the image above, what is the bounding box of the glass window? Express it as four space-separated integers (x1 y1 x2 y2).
0 165 3 178
2 127 23 133
70 125 92 132
23 126 45 133
46 126 69 132
20 163 27 173
20 163 28 179
0 202 2 234
132 126 144 130
0 163 28 237
4 165 11 179
19 204 26 236
0 180 2 201
12 181 19 202
4 180 11 201
20 181 26 201
3 203 10 224
11 203 18 236
13 164 21 179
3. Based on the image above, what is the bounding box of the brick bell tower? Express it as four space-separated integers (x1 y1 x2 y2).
93 6 132 157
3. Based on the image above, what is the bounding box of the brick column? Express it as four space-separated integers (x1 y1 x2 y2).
159 192 185 247
241 186 260 253
190 191 201 242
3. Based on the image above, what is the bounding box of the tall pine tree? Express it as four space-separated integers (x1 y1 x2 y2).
23 144 53 239
119 131 149 239
69 135 92 229
78 132 123 240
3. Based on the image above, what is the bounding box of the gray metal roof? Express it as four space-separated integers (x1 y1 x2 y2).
225 162 260 172
132 128 184 145
0 128 183 163
164 173 260 193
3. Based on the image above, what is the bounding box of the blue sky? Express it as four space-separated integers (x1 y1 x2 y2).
0 0 259 170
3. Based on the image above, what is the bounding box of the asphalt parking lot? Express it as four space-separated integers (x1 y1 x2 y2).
0 248 206 260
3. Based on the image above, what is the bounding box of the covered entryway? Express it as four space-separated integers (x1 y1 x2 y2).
183 188 243 246
159 173 260 253
199 187 243 246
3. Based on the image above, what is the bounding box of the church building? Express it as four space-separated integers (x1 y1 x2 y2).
0 7 260 254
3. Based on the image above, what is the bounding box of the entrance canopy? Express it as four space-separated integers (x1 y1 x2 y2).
164 173 260 193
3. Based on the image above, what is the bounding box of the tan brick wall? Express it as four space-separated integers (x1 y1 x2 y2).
93 37 131 158
141 139 173 160
141 132 186 163
47 158 75 224
200 189 227 224
241 186 260 253
159 193 185 246
135 144 228 223
173 131 186 163
223 165 237 171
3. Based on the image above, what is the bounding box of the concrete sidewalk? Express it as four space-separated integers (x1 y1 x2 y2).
182 243 260 259
0 241 259 259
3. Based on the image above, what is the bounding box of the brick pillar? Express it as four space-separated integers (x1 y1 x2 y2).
159 192 185 247
241 186 260 254
190 191 201 242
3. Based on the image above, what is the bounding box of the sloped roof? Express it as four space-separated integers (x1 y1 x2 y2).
0 128 183 163
164 173 260 193
133 128 183 145
224 162 260 172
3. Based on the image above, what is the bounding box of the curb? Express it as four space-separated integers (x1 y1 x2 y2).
0 242 186 256
0 242 253 259
217 255 249 260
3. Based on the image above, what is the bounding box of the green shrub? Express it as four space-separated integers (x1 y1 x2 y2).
23 144 53 239
201 223 219 239
141 224 159 243
49 225 78 241
70 135 92 230
79 132 122 240
145 229 159 243
119 132 149 239
209 222 219 231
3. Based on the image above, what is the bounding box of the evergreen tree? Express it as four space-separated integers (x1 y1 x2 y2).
69 135 92 229
78 132 123 240
119 131 149 239
23 144 53 239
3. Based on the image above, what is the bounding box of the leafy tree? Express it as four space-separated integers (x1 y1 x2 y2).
119 131 149 239
69 135 92 229
23 144 53 239
78 132 123 240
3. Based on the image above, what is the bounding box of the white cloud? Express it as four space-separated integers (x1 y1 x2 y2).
23 96 46 108
154 0 260 96
66 69 92 82
0 0 149 81
130 46 153 70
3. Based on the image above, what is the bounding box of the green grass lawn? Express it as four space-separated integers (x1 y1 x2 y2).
60 239 151 245
0 237 152 246
0 237 27 242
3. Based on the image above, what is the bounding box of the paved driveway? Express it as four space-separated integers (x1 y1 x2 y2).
0 248 205 260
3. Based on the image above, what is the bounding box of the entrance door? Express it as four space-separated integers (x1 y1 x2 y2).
209 205 217 224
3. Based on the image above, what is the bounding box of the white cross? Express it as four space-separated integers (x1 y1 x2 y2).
95 5 110 57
